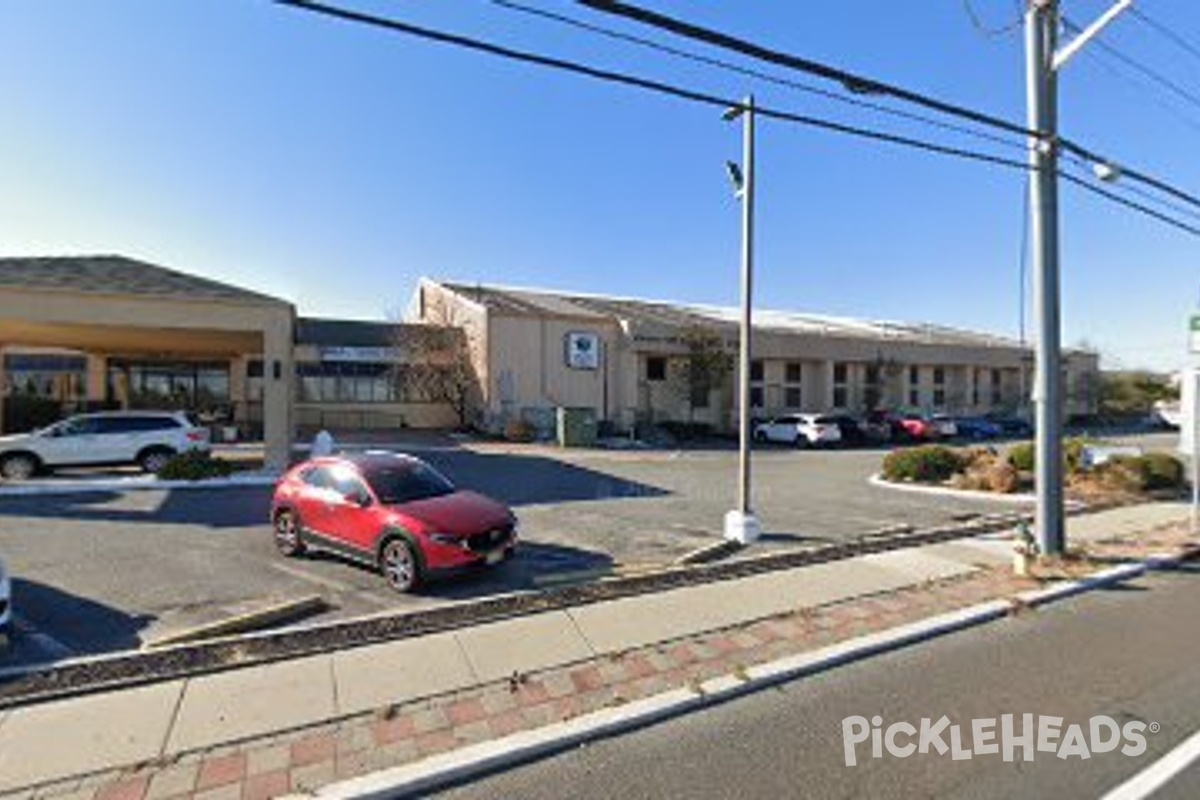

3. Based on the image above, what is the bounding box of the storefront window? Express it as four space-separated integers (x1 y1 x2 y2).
108 360 231 415
295 361 397 404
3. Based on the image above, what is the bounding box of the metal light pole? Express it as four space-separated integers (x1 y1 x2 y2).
1024 0 1130 557
1025 0 1065 556
723 95 761 545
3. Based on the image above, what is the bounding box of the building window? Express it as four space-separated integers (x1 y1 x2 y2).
909 366 920 385
750 386 764 408
833 387 848 408
972 368 980 407
785 362 802 384
4 354 87 402
646 357 666 382
691 382 710 409
991 369 1004 405
909 388 920 406
750 360 764 383
296 361 396 404
834 363 848 384
785 387 802 408
933 367 945 385
933 389 946 407
108 359 230 413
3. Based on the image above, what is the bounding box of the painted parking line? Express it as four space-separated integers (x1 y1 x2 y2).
1100 727 1200 800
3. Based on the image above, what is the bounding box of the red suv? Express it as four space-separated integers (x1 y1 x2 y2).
271 452 517 593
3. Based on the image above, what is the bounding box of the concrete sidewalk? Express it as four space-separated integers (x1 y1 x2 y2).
0 502 1191 799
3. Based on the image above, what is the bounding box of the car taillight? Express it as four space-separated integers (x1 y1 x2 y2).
187 430 208 442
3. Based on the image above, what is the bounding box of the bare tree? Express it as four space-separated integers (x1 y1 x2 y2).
398 293 482 430
666 326 734 426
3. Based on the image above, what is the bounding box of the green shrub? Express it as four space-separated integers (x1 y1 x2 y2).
1007 437 1095 476
1007 442 1035 472
157 450 236 481
1140 452 1185 490
882 445 964 484
1094 457 1147 494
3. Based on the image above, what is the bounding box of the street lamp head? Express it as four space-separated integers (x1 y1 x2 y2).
722 104 746 122
1092 160 1122 183
725 160 745 196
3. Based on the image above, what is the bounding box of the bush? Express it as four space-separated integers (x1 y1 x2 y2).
882 445 964 484
1140 452 1185 490
1007 438 1093 476
1094 457 1147 494
503 418 534 443
1007 441 1035 473
156 450 235 481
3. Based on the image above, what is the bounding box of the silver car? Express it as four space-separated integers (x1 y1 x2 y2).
0 556 11 634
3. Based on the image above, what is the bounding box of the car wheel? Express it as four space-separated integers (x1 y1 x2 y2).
380 538 421 593
0 453 38 481
753 430 767 443
138 447 175 474
273 509 306 557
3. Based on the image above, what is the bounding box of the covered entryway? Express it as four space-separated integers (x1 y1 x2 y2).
0 256 295 470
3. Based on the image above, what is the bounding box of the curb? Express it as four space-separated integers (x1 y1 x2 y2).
868 473 1037 504
313 556 1166 800
141 595 328 649
0 474 278 497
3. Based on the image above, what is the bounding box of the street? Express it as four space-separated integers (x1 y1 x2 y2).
434 564 1200 800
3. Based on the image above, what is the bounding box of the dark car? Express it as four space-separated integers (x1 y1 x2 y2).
951 417 1004 440
985 414 1034 438
824 414 871 447
271 451 517 593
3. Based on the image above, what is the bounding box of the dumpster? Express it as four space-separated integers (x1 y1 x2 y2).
556 406 598 448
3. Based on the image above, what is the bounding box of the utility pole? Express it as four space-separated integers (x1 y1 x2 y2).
1025 0 1131 557
723 95 761 545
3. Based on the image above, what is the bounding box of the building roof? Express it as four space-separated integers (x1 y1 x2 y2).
0 255 286 305
437 280 1033 350
296 317 399 348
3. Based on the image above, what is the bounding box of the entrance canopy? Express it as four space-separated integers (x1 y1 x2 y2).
0 256 295 470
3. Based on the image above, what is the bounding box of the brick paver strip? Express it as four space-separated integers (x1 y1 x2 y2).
25 531 1198 800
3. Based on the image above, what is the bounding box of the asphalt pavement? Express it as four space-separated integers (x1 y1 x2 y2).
433 564 1200 800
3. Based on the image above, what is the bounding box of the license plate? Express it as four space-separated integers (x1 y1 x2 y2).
486 550 504 565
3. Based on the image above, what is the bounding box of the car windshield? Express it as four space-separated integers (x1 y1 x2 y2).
362 461 456 505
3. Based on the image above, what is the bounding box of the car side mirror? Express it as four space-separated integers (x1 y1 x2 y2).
346 491 372 508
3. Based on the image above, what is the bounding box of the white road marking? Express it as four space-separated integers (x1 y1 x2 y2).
1100 727 1200 800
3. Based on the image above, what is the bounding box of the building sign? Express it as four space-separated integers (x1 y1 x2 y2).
319 346 401 363
565 332 601 370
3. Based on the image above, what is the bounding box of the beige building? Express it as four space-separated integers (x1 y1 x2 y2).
0 257 457 469
408 279 1100 434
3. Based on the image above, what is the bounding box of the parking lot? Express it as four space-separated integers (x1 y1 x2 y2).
0 433 1177 669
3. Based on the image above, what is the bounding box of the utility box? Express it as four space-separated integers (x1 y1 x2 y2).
557 406 598 448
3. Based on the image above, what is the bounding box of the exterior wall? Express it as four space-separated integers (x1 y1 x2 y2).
486 314 624 427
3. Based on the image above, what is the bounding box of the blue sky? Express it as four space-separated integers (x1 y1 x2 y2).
2 1 1198 371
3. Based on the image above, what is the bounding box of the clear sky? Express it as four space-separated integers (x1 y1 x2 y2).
2 1 1198 371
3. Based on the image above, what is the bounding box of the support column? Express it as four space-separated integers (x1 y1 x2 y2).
820 360 835 411
262 317 295 472
85 355 107 407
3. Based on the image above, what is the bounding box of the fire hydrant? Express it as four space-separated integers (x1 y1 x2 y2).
1013 522 1038 577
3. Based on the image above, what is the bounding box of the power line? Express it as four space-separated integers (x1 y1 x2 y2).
575 0 1039 140
274 0 1200 238
1062 15 1200 115
578 0 1200 215
961 0 1023 38
1070 42 1200 136
1129 6 1200 65
492 0 1030 154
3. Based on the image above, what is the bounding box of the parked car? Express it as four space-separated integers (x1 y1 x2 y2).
0 555 10 634
0 410 211 480
753 414 842 447
823 414 888 447
950 416 1003 440
985 413 1034 438
271 451 518 593
898 414 941 442
929 414 959 438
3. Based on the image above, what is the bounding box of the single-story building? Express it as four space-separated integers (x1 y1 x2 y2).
406 278 1100 434
0 256 456 468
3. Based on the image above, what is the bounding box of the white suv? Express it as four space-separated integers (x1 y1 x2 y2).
0 411 211 480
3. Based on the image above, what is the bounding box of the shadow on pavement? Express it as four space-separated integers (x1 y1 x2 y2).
2 578 155 669
0 452 669 528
